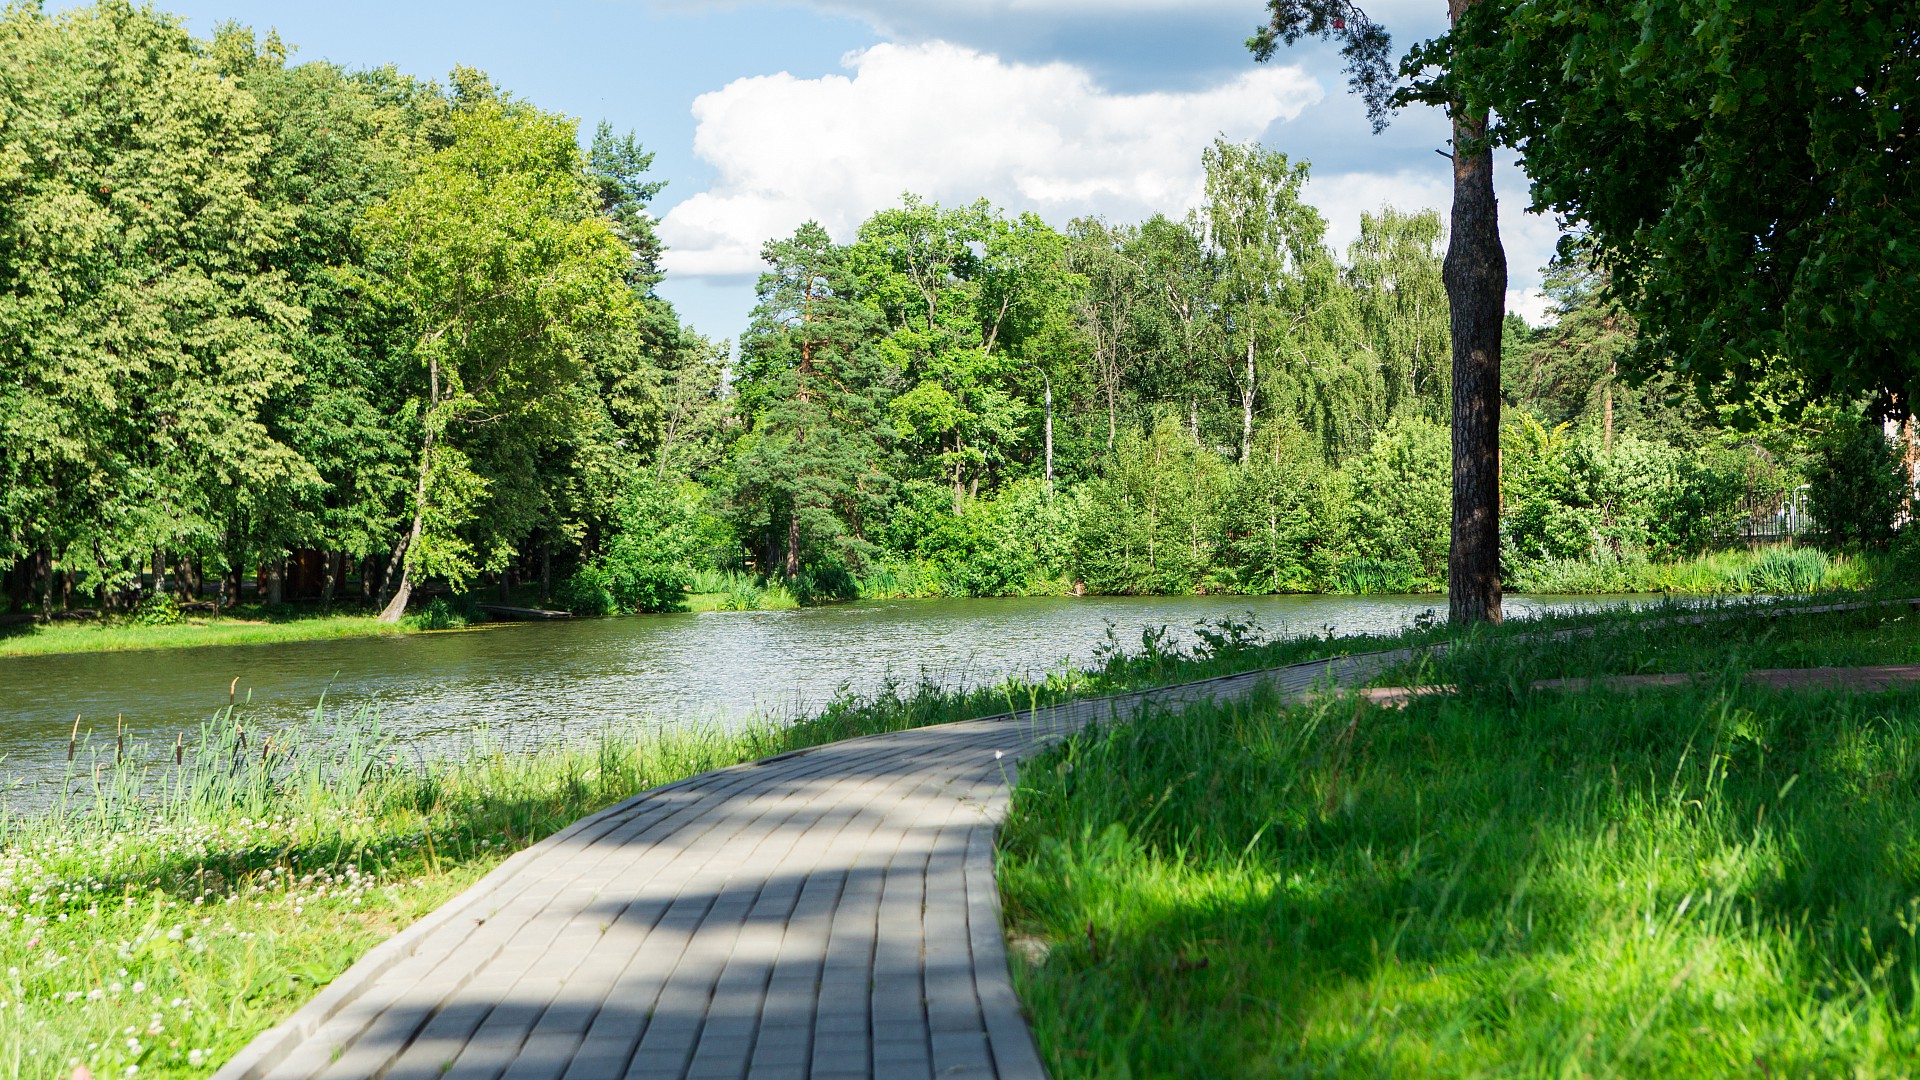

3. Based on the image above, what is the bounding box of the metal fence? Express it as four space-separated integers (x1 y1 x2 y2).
1738 484 1814 543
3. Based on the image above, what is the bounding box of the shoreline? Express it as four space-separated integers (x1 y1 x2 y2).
0 612 486 660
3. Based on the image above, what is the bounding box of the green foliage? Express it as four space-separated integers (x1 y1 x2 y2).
360 95 635 594
0 10 1877 617
561 477 704 615
1213 427 1348 593
1344 418 1450 588
1809 420 1910 549
1437 1 1919 412
1501 416 1755 582
128 593 183 628
0 2 308 593
1075 424 1229 595
733 221 895 580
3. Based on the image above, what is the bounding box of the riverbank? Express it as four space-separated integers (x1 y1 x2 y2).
999 602 1920 1076
2 607 1492 1078
0 598 1879 1078
0 604 488 659
0 613 415 659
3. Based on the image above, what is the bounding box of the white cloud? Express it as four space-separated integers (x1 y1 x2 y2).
658 41 1322 279
1305 154 1563 325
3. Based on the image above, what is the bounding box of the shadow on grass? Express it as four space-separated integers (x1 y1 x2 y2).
1001 675 1920 1077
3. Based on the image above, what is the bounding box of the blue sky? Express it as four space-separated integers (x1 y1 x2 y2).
62 1 1559 339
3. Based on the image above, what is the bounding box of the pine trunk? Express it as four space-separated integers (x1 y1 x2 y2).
783 513 801 579
1443 87 1507 627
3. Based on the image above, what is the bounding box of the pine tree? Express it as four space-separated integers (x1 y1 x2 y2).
733 223 895 579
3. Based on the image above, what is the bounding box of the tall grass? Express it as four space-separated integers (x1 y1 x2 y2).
1001 609 1920 1076
1508 544 1875 596
683 569 799 611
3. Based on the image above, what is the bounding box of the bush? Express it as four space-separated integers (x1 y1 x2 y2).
561 476 705 615
1213 427 1349 594
1075 423 1227 595
1346 418 1450 589
1809 419 1909 548
129 592 182 626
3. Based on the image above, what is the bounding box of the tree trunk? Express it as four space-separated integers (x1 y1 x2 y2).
1044 373 1055 493
176 553 199 603
380 356 440 624
36 548 52 618
1443 60 1507 627
783 512 801 579
540 540 552 605
952 437 966 515
379 466 428 622
264 557 285 607
1240 338 1257 463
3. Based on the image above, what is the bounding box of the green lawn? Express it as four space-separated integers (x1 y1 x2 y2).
1000 605 1920 1077
0 611 451 658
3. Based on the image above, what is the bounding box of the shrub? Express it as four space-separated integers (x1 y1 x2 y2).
1075 423 1228 595
129 592 182 626
1346 418 1450 589
562 476 704 614
1809 419 1909 548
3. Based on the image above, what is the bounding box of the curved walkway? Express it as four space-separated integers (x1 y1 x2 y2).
215 649 1409 1080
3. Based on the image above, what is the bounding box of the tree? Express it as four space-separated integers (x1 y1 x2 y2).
1195 138 1331 464
1347 207 1449 424
1440 2 1917 413
734 222 895 579
1252 0 1510 625
359 95 632 621
0 1 308 606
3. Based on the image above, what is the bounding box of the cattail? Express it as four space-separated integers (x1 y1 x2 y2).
115 713 124 762
174 733 184 766
67 714 80 763
228 676 239 707
261 734 273 762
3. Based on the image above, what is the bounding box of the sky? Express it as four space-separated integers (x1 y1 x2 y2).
59 0 1563 340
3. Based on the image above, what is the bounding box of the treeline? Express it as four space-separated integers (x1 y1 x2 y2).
0 4 1846 620
0 3 716 617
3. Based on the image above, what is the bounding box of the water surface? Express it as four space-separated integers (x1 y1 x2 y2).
0 593 1656 797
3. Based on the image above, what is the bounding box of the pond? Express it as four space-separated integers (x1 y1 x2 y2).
0 592 1660 801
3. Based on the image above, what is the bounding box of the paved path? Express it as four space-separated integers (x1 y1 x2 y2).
216 649 1411 1080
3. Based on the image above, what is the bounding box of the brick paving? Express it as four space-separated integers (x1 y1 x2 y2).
212 647 1416 1080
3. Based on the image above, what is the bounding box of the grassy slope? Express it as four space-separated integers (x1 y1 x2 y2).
1000 605 1920 1078
0 613 441 658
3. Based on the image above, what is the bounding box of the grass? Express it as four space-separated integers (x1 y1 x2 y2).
6 594 1907 1077
683 570 800 612
1507 544 1879 596
0 611 446 659
0 605 1481 1080
999 603 1920 1078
